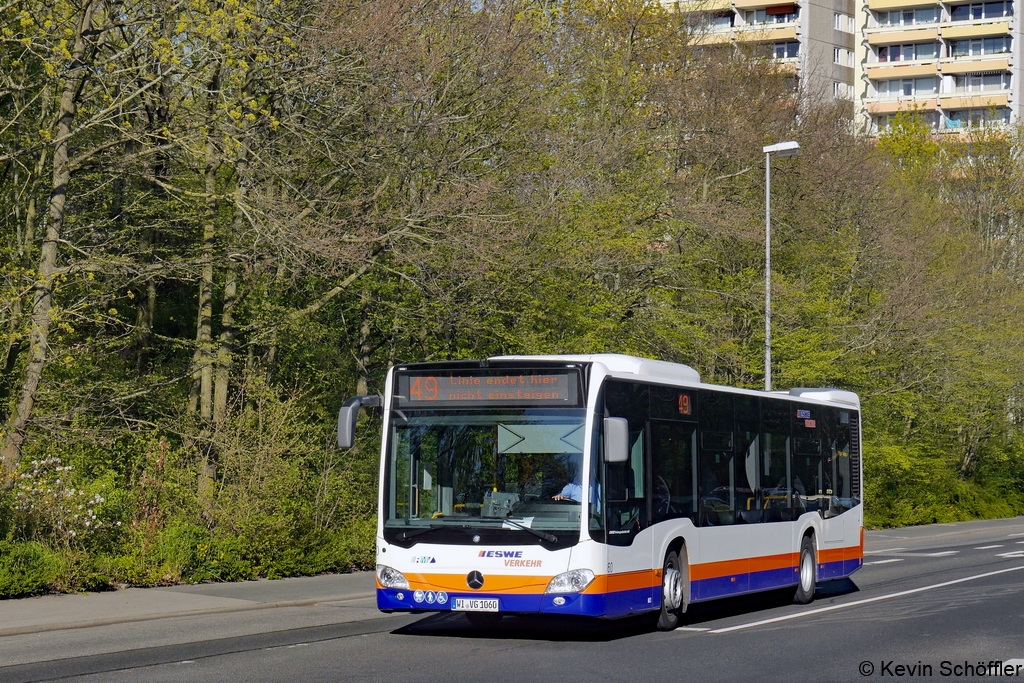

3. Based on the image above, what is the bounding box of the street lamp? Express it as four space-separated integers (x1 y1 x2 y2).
762 140 800 392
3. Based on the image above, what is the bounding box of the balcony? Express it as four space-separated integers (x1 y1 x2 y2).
866 98 938 113
866 27 940 44
733 0 797 8
940 56 1011 74
674 0 734 12
692 30 735 44
734 25 798 41
866 62 940 79
940 21 1011 39
938 92 1009 108
867 0 938 11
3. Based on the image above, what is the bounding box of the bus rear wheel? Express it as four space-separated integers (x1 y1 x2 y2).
793 536 816 604
657 548 686 630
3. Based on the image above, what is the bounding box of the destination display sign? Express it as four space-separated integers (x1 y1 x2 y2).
395 370 579 407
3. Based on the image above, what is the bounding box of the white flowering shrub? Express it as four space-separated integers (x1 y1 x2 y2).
12 455 123 547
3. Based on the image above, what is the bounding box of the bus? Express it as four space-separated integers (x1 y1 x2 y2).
337 354 863 629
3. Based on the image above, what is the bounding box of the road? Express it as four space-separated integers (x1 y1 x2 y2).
2 517 1023 683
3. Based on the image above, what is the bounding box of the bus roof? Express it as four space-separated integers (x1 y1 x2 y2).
490 354 859 408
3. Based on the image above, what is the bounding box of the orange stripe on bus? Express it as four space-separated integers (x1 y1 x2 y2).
583 569 661 594
405 573 551 594
818 548 845 564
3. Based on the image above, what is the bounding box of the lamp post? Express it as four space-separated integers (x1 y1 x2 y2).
762 140 800 392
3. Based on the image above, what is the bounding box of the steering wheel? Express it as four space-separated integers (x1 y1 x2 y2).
655 475 672 517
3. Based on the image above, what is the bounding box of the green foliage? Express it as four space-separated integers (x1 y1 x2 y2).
2 0 1024 597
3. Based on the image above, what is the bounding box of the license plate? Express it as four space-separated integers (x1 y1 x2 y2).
452 598 499 612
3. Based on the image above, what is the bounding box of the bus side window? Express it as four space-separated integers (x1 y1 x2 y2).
791 403 820 516
735 395 761 523
603 380 649 545
834 411 853 514
698 389 736 527
760 398 792 522
650 419 696 524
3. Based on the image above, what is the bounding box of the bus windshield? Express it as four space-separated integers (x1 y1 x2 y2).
384 410 589 538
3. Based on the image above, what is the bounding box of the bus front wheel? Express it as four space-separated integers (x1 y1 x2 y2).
657 548 686 630
793 536 817 604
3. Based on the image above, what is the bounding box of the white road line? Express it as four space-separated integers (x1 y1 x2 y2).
1007 533 1024 538
975 545 1004 550
675 627 711 632
1017 541 1024 545
997 551 1024 558
864 548 907 555
707 564 1024 634
924 551 959 557
866 558 904 565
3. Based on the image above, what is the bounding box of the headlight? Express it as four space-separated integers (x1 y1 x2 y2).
376 564 410 589
545 568 595 593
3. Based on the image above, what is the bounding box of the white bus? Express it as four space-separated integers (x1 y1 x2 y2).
337 354 863 629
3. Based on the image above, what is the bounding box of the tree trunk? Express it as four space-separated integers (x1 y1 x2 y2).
356 285 373 395
2 1 97 487
213 124 249 425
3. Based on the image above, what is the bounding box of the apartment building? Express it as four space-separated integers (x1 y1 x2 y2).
674 0 858 102
856 0 1016 132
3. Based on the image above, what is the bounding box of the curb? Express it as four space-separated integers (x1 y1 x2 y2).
0 591 376 638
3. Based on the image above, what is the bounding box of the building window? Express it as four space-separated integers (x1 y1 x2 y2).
773 41 800 58
746 6 798 24
875 112 939 132
877 8 940 25
954 72 1011 92
878 42 940 62
945 107 1011 129
834 12 854 30
834 47 841 63
950 1 1013 21
875 77 938 97
950 36 1012 56
833 82 853 99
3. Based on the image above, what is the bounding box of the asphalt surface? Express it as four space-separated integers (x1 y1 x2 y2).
2 517 1023 683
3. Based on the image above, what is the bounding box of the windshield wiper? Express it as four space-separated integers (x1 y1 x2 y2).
396 524 459 542
501 516 557 544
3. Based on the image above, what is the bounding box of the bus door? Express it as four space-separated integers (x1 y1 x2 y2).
603 381 655 616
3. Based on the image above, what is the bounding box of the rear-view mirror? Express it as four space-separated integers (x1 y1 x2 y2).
337 395 381 449
603 417 629 463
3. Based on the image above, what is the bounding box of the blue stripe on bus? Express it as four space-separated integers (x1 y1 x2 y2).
377 587 655 618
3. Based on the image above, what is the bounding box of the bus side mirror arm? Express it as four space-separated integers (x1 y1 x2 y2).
337 395 382 449
604 417 630 463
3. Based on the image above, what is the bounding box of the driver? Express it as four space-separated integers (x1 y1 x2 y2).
552 454 598 503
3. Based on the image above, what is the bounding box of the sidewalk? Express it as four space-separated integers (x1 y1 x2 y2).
0 571 377 638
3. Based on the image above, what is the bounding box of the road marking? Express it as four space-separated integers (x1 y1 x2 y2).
924 551 958 557
1007 533 1024 538
675 627 711 631
864 548 907 555
707 564 1024 634
866 558 904 565
1017 541 1024 545
997 551 1024 558
975 545 1004 550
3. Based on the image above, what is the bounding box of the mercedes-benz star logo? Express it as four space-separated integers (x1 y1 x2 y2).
466 571 484 590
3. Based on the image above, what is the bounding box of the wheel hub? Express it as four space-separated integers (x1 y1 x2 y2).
663 567 682 610
800 551 814 591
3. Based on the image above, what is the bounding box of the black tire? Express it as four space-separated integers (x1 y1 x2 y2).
656 548 687 630
466 612 503 628
793 535 817 604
